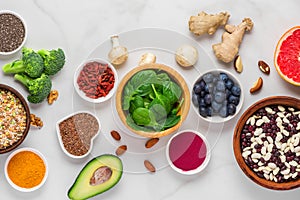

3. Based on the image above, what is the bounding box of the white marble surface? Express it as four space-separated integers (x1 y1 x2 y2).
1 0 300 199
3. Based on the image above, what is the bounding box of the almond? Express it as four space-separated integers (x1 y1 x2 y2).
234 55 243 73
145 138 159 148
258 60 270 75
110 130 121 141
116 145 127 156
250 77 263 93
144 160 156 173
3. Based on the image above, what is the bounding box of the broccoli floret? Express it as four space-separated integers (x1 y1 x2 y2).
14 73 52 104
2 47 44 78
37 48 65 76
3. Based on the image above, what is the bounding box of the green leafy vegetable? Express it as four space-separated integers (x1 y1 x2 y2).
163 81 182 104
129 95 144 113
163 115 181 129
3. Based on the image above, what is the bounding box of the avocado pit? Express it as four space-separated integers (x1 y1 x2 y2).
90 166 112 186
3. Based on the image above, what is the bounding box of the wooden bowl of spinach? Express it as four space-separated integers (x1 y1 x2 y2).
116 63 190 138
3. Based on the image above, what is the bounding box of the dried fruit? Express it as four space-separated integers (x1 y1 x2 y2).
115 145 127 156
258 60 270 75
144 160 156 173
234 55 243 73
47 90 59 104
250 77 263 93
30 113 43 128
110 130 121 141
145 138 159 148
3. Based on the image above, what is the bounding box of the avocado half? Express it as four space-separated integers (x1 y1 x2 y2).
68 154 123 200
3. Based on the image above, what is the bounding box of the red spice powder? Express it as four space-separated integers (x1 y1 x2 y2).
169 131 207 171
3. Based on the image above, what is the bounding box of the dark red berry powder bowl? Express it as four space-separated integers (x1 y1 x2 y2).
233 96 300 190
74 58 118 103
166 129 211 175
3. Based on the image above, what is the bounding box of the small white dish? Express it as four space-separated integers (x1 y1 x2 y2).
191 69 244 123
73 58 118 103
166 129 211 175
4 147 48 192
56 111 100 159
0 10 27 58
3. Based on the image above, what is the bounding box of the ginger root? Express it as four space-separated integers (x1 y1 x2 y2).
189 11 230 36
212 18 254 63
30 114 43 128
47 90 59 105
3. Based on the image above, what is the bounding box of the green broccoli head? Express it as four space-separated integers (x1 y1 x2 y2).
14 73 52 104
38 48 65 76
2 47 44 78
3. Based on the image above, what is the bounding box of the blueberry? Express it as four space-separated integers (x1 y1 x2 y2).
207 83 214 93
216 81 226 91
200 90 206 97
193 83 202 94
198 97 206 107
228 95 240 105
212 101 222 112
231 85 241 96
225 89 232 99
227 103 236 115
225 79 234 89
204 94 212 105
219 106 228 118
192 93 199 107
219 73 229 82
207 107 212 117
204 84 209 93
199 80 206 90
213 76 219 83
214 92 226 103
203 73 214 83
199 106 208 117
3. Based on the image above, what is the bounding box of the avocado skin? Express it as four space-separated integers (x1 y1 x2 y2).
68 154 123 200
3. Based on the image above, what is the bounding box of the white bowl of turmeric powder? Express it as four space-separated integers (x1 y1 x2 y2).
4 147 48 192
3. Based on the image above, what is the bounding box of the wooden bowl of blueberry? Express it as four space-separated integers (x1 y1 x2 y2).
233 96 300 190
192 69 243 123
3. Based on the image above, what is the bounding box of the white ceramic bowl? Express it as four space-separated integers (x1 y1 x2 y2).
4 147 48 192
166 129 211 175
0 10 27 58
56 111 100 159
73 58 118 103
191 69 244 123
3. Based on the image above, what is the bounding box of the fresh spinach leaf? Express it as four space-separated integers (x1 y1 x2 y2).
149 84 171 113
126 114 154 132
122 70 157 110
129 95 144 114
170 98 184 115
163 81 182 105
163 115 181 129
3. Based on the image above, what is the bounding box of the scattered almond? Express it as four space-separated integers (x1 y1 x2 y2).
250 77 263 93
145 138 159 148
115 145 127 156
110 130 121 141
144 160 156 173
258 60 270 75
234 55 243 73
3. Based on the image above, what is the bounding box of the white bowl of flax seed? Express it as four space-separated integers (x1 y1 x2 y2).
0 10 27 59
4 147 48 192
56 111 101 159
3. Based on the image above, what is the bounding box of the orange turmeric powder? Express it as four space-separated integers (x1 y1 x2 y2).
7 151 46 188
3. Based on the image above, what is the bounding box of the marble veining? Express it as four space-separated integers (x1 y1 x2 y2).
0 0 300 199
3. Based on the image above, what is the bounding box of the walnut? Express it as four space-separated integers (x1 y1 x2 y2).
47 90 59 105
30 114 43 128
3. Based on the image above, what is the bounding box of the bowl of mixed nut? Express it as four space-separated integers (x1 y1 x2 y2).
0 84 30 154
233 96 300 190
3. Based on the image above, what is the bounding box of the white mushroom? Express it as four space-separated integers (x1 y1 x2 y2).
175 45 198 67
108 35 128 65
139 53 156 66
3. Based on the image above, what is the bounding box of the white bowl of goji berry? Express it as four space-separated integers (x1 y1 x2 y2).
74 58 118 103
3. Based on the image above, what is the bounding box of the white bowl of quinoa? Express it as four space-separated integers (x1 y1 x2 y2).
0 10 27 58
0 84 30 154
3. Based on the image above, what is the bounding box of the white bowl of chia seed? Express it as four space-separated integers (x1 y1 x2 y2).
0 10 27 59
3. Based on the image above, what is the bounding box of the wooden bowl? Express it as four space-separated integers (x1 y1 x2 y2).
233 96 300 190
0 84 30 154
115 63 190 138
